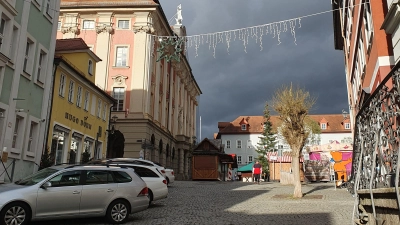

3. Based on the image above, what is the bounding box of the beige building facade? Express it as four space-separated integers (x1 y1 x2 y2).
57 0 201 180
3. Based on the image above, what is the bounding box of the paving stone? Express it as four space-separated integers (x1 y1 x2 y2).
30 181 354 225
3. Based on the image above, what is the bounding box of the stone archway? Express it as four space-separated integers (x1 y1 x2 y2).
159 139 163 164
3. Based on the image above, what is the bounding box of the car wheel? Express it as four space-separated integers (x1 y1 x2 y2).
106 200 130 224
0 202 31 225
148 190 154 206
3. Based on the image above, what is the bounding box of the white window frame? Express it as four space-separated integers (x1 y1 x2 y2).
84 91 90 111
35 45 49 84
241 124 246 130
26 120 39 154
112 87 125 111
59 74 66 97
82 20 95 30
115 45 129 67
88 59 93 75
103 104 107 120
11 114 26 154
68 80 75 103
363 1 373 49
237 140 242 149
9 24 20 63
44 0 55 20
226 140 231 149
117 19 130 29
0 16 6 53
57 21 61 30
76 86 82 107
321 123 327 130
345 123 351 129
32 0 43 9
97 99 102 118
237 155 242 164
247 140 252 148
23 35 36 76
248 155 253 163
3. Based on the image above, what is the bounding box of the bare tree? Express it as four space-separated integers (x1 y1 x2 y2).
272 84 320 198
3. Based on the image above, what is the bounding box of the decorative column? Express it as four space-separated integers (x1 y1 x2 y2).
94 12 114 90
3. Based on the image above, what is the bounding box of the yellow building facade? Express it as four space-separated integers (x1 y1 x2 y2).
47 38 115 164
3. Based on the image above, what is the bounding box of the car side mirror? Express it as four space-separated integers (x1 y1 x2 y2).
41 182 52 189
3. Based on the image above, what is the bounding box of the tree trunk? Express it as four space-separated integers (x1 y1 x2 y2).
292 155 303 198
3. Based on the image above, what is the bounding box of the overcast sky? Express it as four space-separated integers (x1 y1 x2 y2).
158 0 347 140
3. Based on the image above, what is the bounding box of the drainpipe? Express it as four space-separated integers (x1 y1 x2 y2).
43 59 60 159
106 104 114 158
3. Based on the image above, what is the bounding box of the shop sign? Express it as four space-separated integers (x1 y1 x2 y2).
65 112 92 130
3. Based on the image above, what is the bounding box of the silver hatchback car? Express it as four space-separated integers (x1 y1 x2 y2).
0 165 149 225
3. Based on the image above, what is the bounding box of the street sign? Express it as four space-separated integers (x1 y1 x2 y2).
270 156 277 161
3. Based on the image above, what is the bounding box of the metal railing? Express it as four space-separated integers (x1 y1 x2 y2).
351 63 400 223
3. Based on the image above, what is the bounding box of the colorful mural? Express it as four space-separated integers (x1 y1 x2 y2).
305 151 352 184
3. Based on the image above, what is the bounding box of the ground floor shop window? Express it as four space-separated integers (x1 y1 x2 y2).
52 131 66 165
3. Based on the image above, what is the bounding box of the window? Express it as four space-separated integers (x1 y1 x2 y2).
10 26 19 62
237 156 242 164
23 40 32 72
45 0 53 17
241 124 246 130
103 104 107 120
27 122 38 152
84 91 90 111
112 171 132 183
68 80 75 103
82 20 95 29
88 60 93 75
76 86 82 107
237 140 242 149
113 87 125 111
364 2 373 46
12 116 22 148
0 17 6 51
85 171 113 185
226 140 231 149
115 46 128 67
57 21 61 30
49 171 81 187
130 166 159 177
59 74 66 97
248 156 253 163
36 51 47 83
345 123 350 129
97 99 102 117
247 140 252 148
117 20 129 29
321 123 327 129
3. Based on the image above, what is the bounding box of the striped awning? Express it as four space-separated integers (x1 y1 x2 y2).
266 152 304 163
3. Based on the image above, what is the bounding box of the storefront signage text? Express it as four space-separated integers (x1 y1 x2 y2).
65 112 92 130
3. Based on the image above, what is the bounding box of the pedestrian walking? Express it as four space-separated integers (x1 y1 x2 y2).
252 161 262 184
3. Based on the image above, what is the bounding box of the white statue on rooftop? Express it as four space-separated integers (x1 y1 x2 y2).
175 4 182 25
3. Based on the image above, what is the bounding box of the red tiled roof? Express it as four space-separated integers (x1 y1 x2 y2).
60 0 159 7
56 38 90 51
217 114 351 135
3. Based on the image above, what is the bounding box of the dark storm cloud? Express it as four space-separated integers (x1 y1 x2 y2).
158 0 348 139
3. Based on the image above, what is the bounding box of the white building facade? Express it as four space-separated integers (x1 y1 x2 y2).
217 114 353 169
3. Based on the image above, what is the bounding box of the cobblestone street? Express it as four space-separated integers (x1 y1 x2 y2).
32 181 354 225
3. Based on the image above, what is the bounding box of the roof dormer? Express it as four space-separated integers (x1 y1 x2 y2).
320 118 328 130
239 117 249 131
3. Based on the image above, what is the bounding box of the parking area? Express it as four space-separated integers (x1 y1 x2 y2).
31 181 354 225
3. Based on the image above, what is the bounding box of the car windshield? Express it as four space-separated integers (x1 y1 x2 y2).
15 168 58 186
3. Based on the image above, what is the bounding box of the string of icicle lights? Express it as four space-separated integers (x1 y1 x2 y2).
152 1 369 60
154 18 301 59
